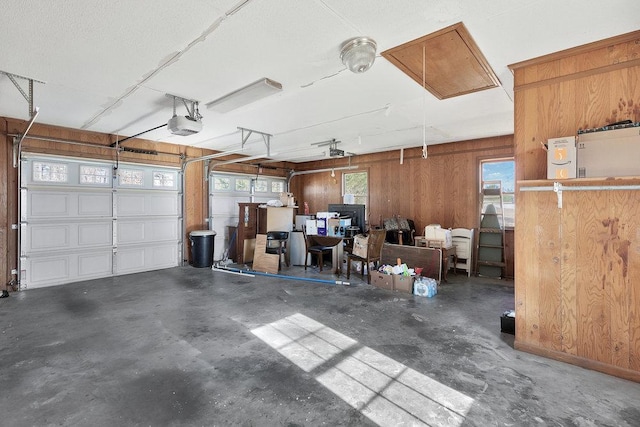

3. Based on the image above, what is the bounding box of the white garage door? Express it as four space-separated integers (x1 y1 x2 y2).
20 154 181 289
208 172 286 262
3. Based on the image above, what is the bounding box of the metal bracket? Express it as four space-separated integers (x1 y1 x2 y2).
0 70 45 116
238 127 272 157
553 182 563 209
166 93 202 120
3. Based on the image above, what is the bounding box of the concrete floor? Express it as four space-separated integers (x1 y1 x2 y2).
1 265 639 426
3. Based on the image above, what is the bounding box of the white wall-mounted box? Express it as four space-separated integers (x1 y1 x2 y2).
577 126 640 178
547 136 576 179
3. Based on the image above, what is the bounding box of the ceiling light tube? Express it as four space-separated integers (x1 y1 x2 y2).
206 78 282 113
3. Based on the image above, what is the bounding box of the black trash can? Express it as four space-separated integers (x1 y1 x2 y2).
190 230 216 268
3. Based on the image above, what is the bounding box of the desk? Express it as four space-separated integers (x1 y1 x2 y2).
308 235 344 275
414 237 456 282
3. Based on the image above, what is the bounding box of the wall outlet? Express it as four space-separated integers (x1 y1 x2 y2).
11 269 17 275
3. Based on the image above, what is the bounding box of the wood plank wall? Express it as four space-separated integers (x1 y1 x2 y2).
510 30 640 382
289 135 514 277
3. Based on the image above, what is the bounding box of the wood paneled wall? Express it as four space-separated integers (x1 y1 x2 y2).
289 135 514 276
510 30 640 382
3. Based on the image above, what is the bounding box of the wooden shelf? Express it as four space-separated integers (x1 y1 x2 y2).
517 176 640 189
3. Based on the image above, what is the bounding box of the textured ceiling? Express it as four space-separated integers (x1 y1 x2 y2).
1 0 638 162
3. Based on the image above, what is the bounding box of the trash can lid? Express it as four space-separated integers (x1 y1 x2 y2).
190 230 217 236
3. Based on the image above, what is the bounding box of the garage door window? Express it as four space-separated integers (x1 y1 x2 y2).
33 161 68 183
119 169 144 186
213 177 231 190
235 178 250 191
80 165 110 185
255 179 268 192
272 181 284 193
153 171 176 189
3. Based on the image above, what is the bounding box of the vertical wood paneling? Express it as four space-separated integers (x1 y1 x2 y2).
512 30 640 381
609 191 632 369
522 82 543 180
575 191 612 364
557 77 577 138
513 73 527 183
294 136 513 265
630 190 640 370
522 191 541 346
538 192 562 351
560 193 578 355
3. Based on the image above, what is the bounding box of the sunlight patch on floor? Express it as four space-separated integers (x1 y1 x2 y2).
251 313 474 426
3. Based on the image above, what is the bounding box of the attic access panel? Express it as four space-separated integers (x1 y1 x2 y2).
382 22 500 99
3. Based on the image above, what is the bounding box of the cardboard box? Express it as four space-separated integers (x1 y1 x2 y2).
393 275 415 294
371 271 393 290
547 136 577 179
352 234 368 258
305 219 318 235
328 218 351 236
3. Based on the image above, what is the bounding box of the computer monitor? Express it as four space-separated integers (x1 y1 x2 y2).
328 203 366 232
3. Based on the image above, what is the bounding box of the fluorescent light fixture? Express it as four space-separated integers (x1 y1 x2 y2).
206 78 282 113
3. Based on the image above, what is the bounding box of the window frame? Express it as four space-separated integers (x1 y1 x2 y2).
342 170 369 223
479 157 515 229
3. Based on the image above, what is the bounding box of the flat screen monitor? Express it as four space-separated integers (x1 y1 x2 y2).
328 203 366 232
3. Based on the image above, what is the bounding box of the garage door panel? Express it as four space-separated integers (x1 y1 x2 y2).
115 243 179 275
151 243 179 267
25 221 113 253
117 194 145 215
118 218 178 244
21 155 181 289
24 249 114 289
29 192 71 217
78 193 112 216
150 219 179 241
117 192 179 217
28 224 70 250
209 173 287 262
115 247 146 273
78 223 113 246
28 190 112 218
78 252 113 277
118 221 146 242
30 256 70 283
148 194 179 215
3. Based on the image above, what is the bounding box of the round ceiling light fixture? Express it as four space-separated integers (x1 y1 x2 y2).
340 37 377 74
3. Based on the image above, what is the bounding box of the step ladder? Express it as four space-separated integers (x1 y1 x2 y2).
475 180 506 278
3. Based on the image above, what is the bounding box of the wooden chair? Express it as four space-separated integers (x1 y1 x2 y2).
346 229 386 284
304 233 334 272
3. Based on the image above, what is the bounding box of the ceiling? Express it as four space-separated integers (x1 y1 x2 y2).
1 0 637 163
